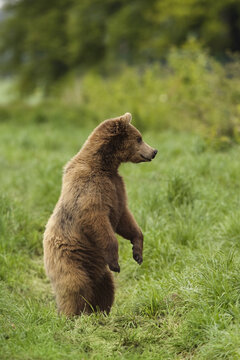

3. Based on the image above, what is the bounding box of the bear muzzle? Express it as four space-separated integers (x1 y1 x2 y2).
152 149 158 159
140 148 158 162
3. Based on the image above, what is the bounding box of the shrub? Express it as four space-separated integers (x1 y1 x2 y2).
2 48 240 148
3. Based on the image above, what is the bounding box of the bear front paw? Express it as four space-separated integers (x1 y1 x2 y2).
133 250 143 265
109 262 120 273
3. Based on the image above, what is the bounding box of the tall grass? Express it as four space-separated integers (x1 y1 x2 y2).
1 112 240 358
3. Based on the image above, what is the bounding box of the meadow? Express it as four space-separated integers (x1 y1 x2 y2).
1 102 240 359
1 0 240 356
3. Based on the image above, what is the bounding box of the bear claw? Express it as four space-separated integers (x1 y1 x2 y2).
109 264 120 273
133 253 143 265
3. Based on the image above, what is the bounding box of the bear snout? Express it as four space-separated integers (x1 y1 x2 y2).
151 149 158 159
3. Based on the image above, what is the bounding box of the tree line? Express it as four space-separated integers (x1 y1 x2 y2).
0 0 240 91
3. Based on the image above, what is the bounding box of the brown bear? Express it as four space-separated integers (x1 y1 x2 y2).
43 113 157 316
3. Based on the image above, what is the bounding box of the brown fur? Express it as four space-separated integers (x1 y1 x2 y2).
43 113 157 316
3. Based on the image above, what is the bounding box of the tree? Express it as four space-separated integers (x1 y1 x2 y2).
0 0 240 92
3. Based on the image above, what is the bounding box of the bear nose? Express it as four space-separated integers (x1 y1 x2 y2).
152 149 158 159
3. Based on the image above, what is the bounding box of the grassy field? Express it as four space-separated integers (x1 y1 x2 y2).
1 115 240 360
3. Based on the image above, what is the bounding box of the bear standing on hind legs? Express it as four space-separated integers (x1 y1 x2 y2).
43 113 158 316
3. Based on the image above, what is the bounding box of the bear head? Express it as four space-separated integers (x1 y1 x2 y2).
81 113 158 170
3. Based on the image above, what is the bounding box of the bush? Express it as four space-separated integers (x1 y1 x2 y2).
2 48 240 148
59 48 240 146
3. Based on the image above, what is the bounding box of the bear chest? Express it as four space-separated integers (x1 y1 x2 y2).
108 179 125 229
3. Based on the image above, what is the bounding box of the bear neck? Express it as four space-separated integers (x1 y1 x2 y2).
77 139 122 173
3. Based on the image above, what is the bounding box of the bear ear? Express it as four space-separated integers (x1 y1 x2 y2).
120 112 132 124
111 112 132 134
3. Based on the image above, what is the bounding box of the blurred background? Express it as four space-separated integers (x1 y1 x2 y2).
0 0 240 145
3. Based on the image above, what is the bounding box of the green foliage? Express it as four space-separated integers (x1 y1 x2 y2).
1 47 238 148
56 48 240 145
1 0 240 90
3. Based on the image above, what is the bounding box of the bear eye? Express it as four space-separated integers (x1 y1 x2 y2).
137 136 142 143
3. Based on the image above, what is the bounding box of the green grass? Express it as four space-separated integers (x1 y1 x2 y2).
1 117 240 360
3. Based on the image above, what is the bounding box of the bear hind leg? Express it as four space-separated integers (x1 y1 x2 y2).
54 268 94 317
91 270 115 314
56 291 93 316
